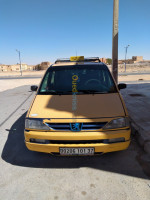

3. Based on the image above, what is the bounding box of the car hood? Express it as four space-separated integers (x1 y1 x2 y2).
28 93 125 119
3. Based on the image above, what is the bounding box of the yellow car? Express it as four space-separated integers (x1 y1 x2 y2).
24 56 131 155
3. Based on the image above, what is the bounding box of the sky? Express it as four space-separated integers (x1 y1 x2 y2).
0 0 150 65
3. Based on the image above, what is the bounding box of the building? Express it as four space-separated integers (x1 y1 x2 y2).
100 58 107 63
27 65 35 70
118 60 124 64
10 64 28 71
119 56 144 64
0 65 8 71
132 56 143 62
40 62 51 70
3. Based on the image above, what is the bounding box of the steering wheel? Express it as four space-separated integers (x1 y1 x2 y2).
85 79 101 86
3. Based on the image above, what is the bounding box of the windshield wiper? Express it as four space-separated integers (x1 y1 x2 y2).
40 90 112 95
40 90 73 95
40 90 63 95
77 90 109 94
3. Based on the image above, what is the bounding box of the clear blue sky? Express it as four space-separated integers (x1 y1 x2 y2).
0 0 150 65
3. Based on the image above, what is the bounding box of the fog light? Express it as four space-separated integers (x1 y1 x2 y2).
108 138 125 143
103 138 125 144
30 139 49 144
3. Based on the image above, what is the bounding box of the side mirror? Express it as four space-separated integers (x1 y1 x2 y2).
31 85 38 91
118 83 126 90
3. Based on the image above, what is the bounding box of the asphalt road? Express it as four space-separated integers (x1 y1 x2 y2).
0 76 42 80
119 71 150 76
0 86 150 200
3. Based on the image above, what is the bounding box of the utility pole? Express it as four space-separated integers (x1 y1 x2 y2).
112 0 119 83
16 49 22 76
124 45 130 72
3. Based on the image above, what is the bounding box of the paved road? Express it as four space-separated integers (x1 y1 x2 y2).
119 71 150 76
0 86 150 200
120 80 150 84
0 76 42 80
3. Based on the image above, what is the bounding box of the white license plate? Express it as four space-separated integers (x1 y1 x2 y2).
59 148 95 155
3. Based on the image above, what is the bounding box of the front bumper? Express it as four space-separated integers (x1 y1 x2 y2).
24 129 131 155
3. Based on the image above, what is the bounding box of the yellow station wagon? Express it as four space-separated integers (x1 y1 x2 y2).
24 56 131 155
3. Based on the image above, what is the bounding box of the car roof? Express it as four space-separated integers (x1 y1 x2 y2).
51 61 108 68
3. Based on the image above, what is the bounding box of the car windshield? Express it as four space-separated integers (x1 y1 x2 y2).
38 64 117 95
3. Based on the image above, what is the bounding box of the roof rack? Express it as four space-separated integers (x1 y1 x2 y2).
55 57 100 64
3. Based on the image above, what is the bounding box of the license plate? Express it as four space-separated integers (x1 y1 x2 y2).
59 148 95 155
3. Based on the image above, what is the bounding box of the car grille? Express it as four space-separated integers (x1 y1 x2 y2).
30 139 105 144
50 140 104 144
45 122 107 131
29 138 125 145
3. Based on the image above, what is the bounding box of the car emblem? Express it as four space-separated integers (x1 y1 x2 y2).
70 123 83 131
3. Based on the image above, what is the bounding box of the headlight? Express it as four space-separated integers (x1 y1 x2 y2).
25 119 50 130
103 117 130 130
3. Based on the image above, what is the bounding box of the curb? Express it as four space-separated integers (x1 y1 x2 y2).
130 118 150 155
